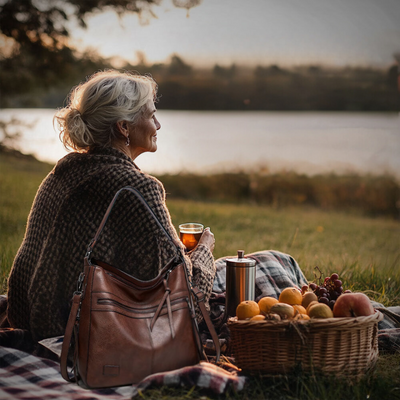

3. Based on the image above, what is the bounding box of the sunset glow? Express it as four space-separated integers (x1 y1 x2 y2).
69 0 400 67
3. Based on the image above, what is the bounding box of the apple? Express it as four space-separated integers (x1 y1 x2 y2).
333 293 375 317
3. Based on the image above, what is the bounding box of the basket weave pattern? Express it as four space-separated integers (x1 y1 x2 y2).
228 311 383 378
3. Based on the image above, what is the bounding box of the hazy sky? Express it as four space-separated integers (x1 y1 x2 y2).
70 0 400 67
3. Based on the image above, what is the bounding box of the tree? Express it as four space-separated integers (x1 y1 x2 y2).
254 64 287 79
168 54 192 76
0 0 163 49
213 64 236 80
0 0 200 106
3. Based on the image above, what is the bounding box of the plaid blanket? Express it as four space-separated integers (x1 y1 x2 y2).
213 250 308 298
0 346 245 399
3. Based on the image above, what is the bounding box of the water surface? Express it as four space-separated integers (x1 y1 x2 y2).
1 109 399 177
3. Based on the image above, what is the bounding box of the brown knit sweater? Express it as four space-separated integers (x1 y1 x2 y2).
7 147 215 342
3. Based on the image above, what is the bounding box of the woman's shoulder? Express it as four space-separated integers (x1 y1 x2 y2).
53 147 164 194
55 147 134 171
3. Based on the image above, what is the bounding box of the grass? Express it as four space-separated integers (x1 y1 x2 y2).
1 149 399 399
137 366 400 400
168 200 400 307
0 150 54 292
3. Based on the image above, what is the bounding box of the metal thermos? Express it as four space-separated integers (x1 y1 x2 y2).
225 250 256 318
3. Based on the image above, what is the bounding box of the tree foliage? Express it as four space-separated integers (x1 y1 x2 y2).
0 0 162 50
0 0 179 106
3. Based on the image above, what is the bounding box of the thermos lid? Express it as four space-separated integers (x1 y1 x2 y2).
226 250 256 267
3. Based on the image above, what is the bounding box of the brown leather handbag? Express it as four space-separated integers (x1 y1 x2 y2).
60 186 220 388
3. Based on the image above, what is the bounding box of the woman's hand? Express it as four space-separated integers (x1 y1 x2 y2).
197 227 215 253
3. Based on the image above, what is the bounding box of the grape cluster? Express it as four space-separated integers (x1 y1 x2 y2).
302 272 351 310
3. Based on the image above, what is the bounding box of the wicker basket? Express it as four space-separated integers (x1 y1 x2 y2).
227 311 383 379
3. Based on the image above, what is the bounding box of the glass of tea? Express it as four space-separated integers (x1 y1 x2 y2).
179 223 204 251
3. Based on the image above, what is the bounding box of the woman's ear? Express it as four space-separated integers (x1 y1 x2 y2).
116 120 128 135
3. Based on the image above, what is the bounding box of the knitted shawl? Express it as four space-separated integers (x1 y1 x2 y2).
7 147 215 342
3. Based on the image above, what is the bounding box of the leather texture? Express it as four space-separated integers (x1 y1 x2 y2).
60 186 220 388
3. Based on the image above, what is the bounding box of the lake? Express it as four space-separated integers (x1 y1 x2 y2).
0 109 399 177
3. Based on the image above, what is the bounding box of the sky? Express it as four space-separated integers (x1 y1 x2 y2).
69 0 400 68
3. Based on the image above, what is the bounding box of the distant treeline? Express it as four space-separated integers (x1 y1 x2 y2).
153 59 399 111
158 172 400 219
1 53 399 111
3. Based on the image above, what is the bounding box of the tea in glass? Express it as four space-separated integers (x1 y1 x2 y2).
179 223 204 251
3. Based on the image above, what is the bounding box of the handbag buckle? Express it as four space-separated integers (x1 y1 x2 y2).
85 239 95 259
165 269 173 281
191 287 205 303
75 272 85 294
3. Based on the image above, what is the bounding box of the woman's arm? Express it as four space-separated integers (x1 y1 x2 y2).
187 244 216 317
142 176 216 319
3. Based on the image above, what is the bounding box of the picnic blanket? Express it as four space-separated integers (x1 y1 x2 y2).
1 249 399 399
0 346 245 400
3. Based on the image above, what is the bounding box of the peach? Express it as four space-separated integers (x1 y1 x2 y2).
333 293 374 317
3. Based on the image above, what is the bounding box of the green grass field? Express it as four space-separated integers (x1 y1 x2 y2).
1 150 399 399
168 200 400 306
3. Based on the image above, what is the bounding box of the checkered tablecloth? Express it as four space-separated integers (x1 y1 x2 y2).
0 346 245 400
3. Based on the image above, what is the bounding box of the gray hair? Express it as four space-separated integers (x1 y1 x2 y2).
54 70 157 151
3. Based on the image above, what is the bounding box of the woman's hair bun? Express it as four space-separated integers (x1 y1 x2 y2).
55 105 94 151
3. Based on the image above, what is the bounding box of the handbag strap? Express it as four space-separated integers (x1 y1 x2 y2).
60 292 81 382
191 287 221 361
86 186 182 260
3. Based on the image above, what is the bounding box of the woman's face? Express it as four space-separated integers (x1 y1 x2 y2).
129 101 161 159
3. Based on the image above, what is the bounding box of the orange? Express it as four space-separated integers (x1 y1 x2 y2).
236 300 260 320
294 313 310 321
258 296 279 314
279 287 303 305
293 305 307 315
250 314 266 321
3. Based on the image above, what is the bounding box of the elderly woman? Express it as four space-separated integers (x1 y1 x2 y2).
5 70 311 353
6 70 216 343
